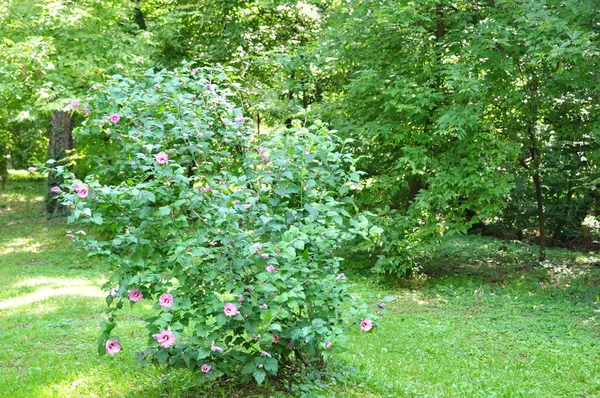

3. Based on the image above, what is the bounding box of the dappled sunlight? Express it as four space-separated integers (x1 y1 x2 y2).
0 285 105 310
0 236 46 255
12 276 93 289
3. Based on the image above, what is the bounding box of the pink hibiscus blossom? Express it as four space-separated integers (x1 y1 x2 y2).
108 113 121 123
261 253 270 260
50 186 61 193
152 329 176 348
129 288 143 302
261 304 268 310
155 151 168 165
265 265 277 273
159 293 173 308
325 341 333 349
191 68 198 76
71 100 79 108
27 167 36 173
235 116 246 123
223 303 240 317
66 233 75 239
76 185 89 199
378 302 386 308
201 363 212 373
105 339 121 355
336 273 345 280
257 147 266 155
360 318 373 332
272 333 280 344
242 204 251 210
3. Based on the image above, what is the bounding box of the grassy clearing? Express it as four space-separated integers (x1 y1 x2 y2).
1 171 599 397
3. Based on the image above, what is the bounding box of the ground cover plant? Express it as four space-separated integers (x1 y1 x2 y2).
2 172 600 397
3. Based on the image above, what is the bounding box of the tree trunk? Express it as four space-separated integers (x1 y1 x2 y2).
528 124 546 262
0 143 7 190
532 172 546 261
46 111 73 215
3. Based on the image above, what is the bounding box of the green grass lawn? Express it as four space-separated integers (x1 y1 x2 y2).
1 171 599 397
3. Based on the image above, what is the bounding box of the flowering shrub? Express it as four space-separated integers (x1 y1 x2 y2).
50 66 381 384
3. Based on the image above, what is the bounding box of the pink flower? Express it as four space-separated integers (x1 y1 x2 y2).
265 265 276 273
360 318 373 332
68 205 75 210
261 253 270 260
210 341 224 353
257 147 266 155
336 273 345 280
242 204 251 210
73 183 83 192
235 116 246 123
205 83 214 90
109 113 120 123
159 293 173 308
238 296 244 303
110 287 118 297
200 187 211 193
27 167 36 173
325 341 333 349
223 303 240 316
275 249 281 254
261 304 268 310
91 86 97 91
152 329 176 348
76 186 89 199
105 339 121 355
378 302 386 308
154 84 160 89
84 107 91 115
260 350 272 357
155 151 168 165
272 333 279 344
191 68 198 76
201 363 211 373
71 100 79 108
129 288 143 302
130 160 136 165
50 186 61 193
66 233 75 239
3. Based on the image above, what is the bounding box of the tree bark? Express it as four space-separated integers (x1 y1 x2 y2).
532 172 546 261
46 111 73 215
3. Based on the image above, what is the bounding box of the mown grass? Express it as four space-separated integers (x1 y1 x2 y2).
1 171 599 397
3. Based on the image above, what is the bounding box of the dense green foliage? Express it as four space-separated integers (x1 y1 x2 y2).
3 0 598 270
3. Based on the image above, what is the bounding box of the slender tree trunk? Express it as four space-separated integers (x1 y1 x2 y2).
532 172 546 261
46 111 73 215
528 125 546 262
0 143 7 190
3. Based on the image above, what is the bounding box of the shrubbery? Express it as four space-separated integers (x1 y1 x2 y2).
48 66 382 384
